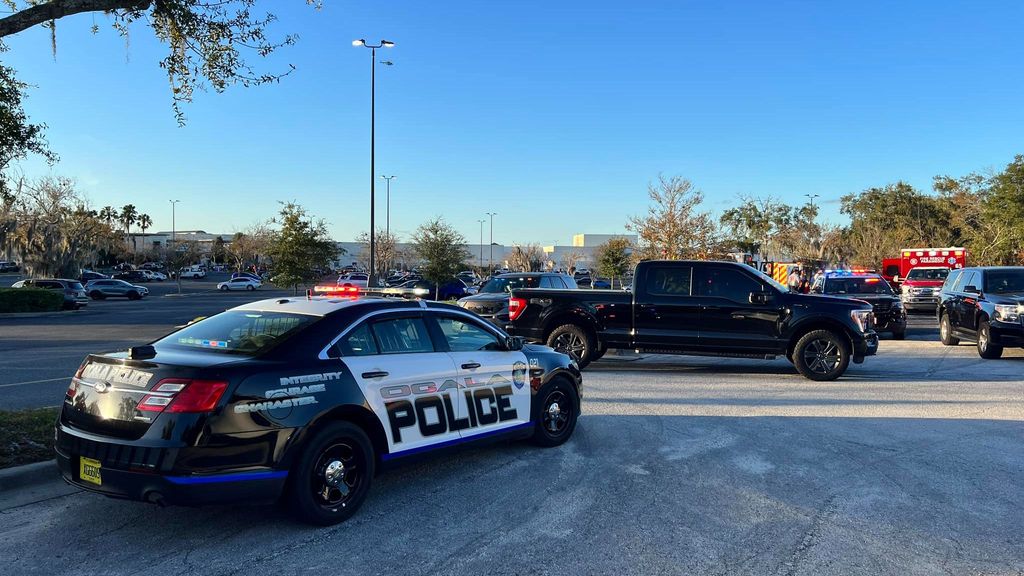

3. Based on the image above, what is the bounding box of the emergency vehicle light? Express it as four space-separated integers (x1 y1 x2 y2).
313 285 360 298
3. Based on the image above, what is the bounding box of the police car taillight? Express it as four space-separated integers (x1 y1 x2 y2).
138 378 228 413
508 297 528 321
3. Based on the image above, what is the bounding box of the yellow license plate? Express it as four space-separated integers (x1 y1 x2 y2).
79 457 102 486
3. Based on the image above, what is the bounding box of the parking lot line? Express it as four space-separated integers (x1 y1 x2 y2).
0 376 72 388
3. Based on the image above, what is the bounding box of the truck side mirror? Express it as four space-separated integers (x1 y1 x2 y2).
749 291 772 305
964 285 981 295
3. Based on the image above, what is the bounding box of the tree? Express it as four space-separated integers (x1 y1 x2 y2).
167 239 200 294
979 155 1024 264
720 196 794 261
593 237 632 288
98 206 118 227
211 235 225 264
119 203 137 253
508 243 543 272
0 59 57 197
561 250 584 273
137 213 152 255
355 229 397 273
0 1 322 124
412 217 470 300
265 202 337 294
226 223 272 272
627 174 722 261
840 182 951 267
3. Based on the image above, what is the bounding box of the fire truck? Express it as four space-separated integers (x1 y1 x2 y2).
881 247 967 283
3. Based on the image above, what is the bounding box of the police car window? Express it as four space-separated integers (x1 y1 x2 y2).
943 269 962 291
156 310 315 355
984 269 1024 294
696 268 761 302
956 271 978 291
371 317 434 354
647 267 692 296
436 316 502 352
340 323 378 356
823 277 893 295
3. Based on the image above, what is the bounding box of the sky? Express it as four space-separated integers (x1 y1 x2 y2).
4 0 1024 245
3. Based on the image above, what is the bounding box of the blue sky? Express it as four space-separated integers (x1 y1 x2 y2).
5 1 1024 244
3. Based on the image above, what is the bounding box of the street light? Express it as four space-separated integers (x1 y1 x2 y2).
169 199 181 254
477 219 486 272
486 212 497 273
353 38 395 285
381 175 396 238
805 193 820 207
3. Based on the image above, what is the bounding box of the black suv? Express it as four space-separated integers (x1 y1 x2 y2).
938 267 1024 358
811 272 907 339
457 273 577 326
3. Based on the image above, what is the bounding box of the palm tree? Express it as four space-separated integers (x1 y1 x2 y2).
120 204 137 253
138 213 152 252
99 206 118 228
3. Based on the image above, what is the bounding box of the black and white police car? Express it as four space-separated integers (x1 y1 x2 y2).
55 292 582 525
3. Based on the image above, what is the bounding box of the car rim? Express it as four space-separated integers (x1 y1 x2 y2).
553 333 586 360
311 441 363 511
979 328 988 351
802 338 840 374
542 391 570 435
941 319 948 340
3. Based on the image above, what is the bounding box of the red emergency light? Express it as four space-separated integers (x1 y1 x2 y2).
313 285 360 298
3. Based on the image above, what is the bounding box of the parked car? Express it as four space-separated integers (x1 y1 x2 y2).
938 266 1024 358
506 260 879 380
139 262 165 271
382 278 470 301
85 279 149 300
79 270 109 283
114 270 150 283
12 278 89 309
231 272 263 282
458 273 577 325
336 272 370 288
175 265 207 279
140 270 167 282
217 277 262 291
0 261 20 273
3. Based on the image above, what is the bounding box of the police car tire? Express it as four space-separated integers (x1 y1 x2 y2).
793 329 850 382
939 314 959 346
530 378 580 447
546 324 596 369
288 421 375 526
977 321 1004 360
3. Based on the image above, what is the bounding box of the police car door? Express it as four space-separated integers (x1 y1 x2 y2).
335 313 465 456
430 312 531 439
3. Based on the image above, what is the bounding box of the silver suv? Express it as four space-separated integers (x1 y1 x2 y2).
85 279 149 300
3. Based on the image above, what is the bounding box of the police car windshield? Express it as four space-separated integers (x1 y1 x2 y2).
907 268 949 281
156 310 317 355
824 276 893 295
480 276 541 294
984 270 1024 294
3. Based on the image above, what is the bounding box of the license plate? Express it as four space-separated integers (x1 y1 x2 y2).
80 457 102 486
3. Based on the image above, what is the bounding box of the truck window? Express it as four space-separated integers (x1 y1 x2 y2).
646 267 692 296
955 271 978 292
942 269 962 292
696 268 762 303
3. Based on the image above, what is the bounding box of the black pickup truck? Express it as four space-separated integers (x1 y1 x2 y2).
506 260 879 381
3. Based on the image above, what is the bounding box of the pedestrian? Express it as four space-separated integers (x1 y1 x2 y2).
788 267 802 291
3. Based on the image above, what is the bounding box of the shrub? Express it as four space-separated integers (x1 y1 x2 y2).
0 288 64 313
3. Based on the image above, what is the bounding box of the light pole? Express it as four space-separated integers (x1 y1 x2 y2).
477 219 485 273
805 193 820 207
486 212 497 273
169 199 180 255
381 175 396 239
353 38 395 285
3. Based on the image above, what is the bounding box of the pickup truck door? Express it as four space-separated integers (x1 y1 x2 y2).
632 263 700 351
694 266 784 353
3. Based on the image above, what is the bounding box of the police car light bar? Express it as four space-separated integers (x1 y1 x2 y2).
313 285 361 298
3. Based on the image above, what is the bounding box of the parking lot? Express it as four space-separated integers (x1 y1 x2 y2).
1 289 1022 575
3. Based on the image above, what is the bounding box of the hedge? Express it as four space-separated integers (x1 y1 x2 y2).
0 288 64 313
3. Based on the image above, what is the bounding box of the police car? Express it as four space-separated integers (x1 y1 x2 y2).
811 270 907 339
55 292 582 525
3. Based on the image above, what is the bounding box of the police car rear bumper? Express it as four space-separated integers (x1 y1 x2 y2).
55 424 288 506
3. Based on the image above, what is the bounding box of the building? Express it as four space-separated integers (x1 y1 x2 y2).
128 231 233 255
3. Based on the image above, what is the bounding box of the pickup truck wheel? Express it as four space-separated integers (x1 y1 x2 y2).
977 321 1003 359
530 379 579 447
939 314 960 346
288 421 374 526
546 324 595 368
793 330 850 381
591 343 608 362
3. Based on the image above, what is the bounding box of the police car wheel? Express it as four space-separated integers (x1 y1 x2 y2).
530 379 579 447
977 321 1004 360
288 421 375 526
939 314 959 346
793 330 850 381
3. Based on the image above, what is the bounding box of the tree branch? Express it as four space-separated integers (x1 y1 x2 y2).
0 0 151 38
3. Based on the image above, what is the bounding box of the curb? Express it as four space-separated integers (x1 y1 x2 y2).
0 309 97 319
0 460 60 492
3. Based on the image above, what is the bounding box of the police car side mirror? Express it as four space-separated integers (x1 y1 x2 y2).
505 336 525 351
749 291 772 305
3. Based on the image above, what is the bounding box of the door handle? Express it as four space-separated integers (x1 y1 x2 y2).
461 362 481 369
361 371 389 379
